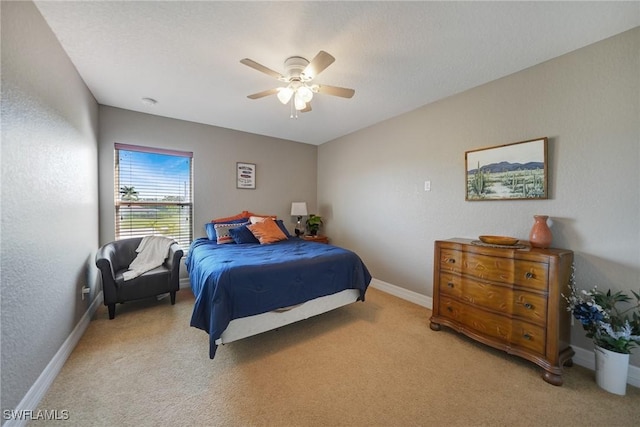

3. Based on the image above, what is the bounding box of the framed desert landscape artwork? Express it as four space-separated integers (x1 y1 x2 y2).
465 137 548 201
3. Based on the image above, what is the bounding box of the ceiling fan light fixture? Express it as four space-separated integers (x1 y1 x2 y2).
241 51 354 116
294 92 307 110
277 87 293 104
297 85 313 103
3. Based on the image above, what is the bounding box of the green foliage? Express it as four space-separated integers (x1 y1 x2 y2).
470 161 485 196
564 268 640 354
305 214 323 235
119 186 138 201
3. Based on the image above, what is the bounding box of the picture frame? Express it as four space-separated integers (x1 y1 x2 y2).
236 162 256 189
465 137 548 201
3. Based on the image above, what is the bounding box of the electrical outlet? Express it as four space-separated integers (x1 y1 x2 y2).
424 180 431 191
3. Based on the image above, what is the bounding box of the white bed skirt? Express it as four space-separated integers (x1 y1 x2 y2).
215 288 361 345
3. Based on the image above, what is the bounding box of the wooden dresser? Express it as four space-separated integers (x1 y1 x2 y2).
429 238 574 385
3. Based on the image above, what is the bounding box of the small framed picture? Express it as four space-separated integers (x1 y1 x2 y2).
465 137 548 201
236 162 256 189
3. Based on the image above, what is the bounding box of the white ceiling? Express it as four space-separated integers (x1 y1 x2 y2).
34 1 639 145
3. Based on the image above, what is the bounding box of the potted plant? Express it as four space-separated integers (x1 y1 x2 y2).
305 214 323 236
563 269 640 395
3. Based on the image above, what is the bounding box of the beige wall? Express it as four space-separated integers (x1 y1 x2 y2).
98 106 318 246
319 28 640 366
1 1 99 413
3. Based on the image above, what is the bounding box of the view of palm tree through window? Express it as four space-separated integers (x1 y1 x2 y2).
115 144 193 249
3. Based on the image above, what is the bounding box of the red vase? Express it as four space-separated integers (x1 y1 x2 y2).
529 215 552 248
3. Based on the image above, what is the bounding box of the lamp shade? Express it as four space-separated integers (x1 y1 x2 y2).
291 202 308 216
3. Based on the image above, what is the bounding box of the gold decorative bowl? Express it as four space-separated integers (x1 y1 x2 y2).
479 235 519 246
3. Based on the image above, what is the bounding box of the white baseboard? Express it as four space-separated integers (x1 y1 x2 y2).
3 291 103 427
370 277 640 388
369 277 432 309
179 277 191 289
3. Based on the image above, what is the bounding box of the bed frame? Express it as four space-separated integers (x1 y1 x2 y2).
215 288 360 345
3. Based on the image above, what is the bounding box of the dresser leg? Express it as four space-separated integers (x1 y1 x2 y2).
542 370 563 386
430 321 441 331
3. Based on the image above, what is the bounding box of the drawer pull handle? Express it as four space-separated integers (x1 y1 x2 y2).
447 282 455 288
446 258 456 264
523 333 532 340
524 303 533 310
525 272 534 279
447 306 453 312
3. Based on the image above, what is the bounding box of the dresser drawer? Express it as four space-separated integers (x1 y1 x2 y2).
439 249 462 274
462 302 511 343
440 248 462 274
513 291 547 325
511 320 546 355
461 278 511 315
463 252 513 284
514 260 549 291
439 273 462 298
438 296 464 323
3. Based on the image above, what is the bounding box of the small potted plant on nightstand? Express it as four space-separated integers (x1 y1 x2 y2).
305 214 323 236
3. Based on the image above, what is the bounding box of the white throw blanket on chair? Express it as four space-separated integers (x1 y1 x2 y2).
123 236 176 281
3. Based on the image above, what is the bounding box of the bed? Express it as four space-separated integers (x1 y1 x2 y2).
186 235 372 358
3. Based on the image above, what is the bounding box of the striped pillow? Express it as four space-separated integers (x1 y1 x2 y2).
214 221 249 244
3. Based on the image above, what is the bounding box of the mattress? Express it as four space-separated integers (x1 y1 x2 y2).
186 237 372 358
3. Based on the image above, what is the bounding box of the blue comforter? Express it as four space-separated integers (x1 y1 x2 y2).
186 237 371 358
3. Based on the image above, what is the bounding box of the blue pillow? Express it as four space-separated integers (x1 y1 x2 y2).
204 223 217 240
229 225 259 244
205 217 249 240
275 219 292 238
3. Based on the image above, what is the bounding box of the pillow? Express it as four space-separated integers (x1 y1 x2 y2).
228 225 260 244
204 217 249 240
249 215 277 224
246 211 277 219
247 218 288 244
274 219 292 238
214 221 249 244
204 223 217 240
211 211 251 223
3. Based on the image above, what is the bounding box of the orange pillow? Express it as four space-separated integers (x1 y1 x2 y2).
249 215 278 224
247 218 287 244
211 211 251 223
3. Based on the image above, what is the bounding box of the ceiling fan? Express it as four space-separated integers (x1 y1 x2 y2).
240 51 355 117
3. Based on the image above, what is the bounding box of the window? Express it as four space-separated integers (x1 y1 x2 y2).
114 143 193 249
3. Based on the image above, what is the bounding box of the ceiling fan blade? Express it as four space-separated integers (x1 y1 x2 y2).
247 88 279 99
300 103 312 113
316 84 355 98
240 58 284 80
303 51 335 80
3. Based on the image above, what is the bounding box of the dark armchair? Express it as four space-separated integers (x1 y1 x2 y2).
95 237 184 319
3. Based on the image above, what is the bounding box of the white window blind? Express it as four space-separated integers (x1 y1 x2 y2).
114 143 193 250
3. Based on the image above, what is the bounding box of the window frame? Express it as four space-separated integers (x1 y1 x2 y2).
114 143 193 249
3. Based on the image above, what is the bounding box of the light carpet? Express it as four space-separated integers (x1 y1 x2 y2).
32 288 639 426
